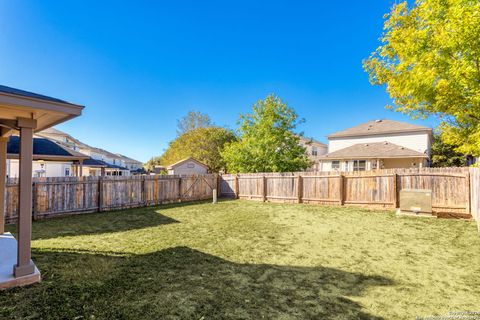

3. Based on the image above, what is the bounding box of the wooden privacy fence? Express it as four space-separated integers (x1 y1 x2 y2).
220 168 479 219
470 168 480 230
5 174 217 224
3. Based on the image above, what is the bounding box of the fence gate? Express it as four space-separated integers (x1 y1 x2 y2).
180 175 216 200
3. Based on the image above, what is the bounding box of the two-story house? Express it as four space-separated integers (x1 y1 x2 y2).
298 136 328 171
37 128 142 176
319 119 432 172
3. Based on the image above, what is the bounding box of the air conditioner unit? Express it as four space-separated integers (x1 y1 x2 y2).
399 189 432 215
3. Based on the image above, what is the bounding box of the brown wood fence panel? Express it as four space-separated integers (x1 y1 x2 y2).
219 175 236 197
4 174 217 224
180 174 217 201
238 175 264 200
266 176 298 202
398 173 469 216
220 168 475 218
344 175 395 207
5 178 18 224
34 176 100 219
101 176 144 211
302 175 341 204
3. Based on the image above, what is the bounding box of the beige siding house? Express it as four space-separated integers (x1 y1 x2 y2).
298 136 328 171
6 135 89 178
319 119 432 172
167 157 209 175
37 127 143 176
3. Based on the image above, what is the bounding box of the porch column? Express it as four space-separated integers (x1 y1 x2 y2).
14 118 36 277
376 159 380 170
0 134 8 234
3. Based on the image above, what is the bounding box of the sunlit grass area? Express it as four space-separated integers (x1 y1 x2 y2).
1 200 479 319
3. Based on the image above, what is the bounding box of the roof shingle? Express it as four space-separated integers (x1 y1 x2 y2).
0 84 76 105
7 136 88 158
328 119 431 138
320 141 427 160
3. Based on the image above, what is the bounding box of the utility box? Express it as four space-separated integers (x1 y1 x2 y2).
399 189 432 214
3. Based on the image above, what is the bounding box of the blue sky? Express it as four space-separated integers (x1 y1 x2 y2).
0 1 438 162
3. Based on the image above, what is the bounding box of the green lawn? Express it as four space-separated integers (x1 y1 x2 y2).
1 200 479 319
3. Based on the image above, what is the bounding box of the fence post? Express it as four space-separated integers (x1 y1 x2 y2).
234 174 239 199
178 177 182 202
392 173 398 208
141 175 146 206
297 175 303 203
466 172 471 216
32 180 37 220
154 175 159 204
338 174 344 205
82 176 87 211
216 174 221 197
98 176 103 212
262 175 267 202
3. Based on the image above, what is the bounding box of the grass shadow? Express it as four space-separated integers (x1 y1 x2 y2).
0 246 392 319
6 206 180 240
7 199 237 240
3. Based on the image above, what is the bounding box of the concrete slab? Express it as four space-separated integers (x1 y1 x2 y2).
396 209 436 218
0 233 40 290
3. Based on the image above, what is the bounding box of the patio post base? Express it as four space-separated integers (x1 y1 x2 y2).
13 262 35 277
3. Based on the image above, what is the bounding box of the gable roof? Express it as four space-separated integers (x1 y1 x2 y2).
38 127 142 163
82 158 129 170
115 153 143 164
0 85 78 106
7 136 89 160
298 135 327 147
319 141 427 160
167 157 209 170
82 158 108 167
0 85 84 132
328 119 432 138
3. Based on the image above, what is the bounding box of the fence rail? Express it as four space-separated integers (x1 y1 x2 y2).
4 168 480 227
220 167 479 220
5 174 217 224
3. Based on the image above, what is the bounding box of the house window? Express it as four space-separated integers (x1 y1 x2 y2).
311 146 318 156
331 161 340 170
353 160 366 171
65 168 70 176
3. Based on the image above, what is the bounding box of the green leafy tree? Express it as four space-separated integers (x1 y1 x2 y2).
177 110 212 135
431 132 466 167
221 95 310 173
145 127 236 172
363 0 480 156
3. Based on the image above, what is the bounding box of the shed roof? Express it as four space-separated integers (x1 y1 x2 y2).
328 119 432 138
319 141 427 160
167 157 209 170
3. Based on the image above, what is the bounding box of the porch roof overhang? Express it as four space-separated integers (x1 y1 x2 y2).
0 85 84 289
0 85 84 133
7 153 89 162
